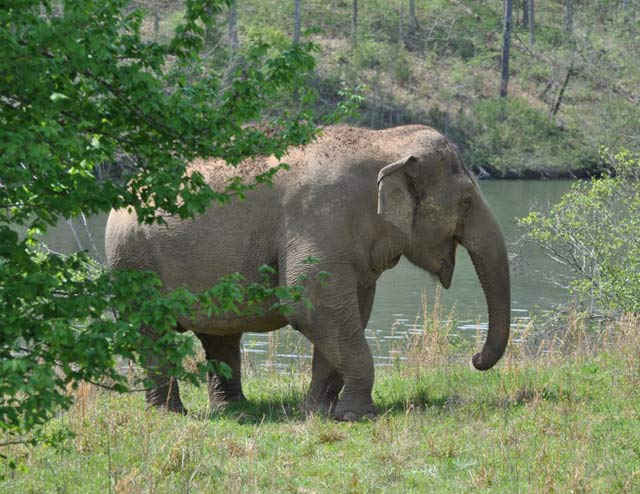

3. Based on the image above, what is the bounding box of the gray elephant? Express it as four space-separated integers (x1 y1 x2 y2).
105 125 510 421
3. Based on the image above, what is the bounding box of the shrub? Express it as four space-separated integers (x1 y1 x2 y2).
518 149 640 313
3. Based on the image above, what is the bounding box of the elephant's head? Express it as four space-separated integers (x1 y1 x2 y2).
377 148 510 370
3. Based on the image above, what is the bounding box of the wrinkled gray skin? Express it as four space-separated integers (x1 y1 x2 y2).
105 125 510 421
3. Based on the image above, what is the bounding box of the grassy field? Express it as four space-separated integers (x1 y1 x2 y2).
2 313 640 493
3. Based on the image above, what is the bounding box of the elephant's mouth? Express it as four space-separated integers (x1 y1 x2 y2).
438 258 454 289
437 240 458 289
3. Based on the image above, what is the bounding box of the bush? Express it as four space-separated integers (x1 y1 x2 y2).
518 149 640 313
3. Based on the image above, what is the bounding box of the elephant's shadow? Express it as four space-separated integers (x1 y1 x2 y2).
194 385 571 423
200 397 303 424
195 393 468 424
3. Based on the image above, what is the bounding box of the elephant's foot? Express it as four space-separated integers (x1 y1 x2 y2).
208 379 247 408
333 401 377 422
209 392 247 408
145 380 188 415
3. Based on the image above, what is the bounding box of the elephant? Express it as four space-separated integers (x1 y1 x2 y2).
105 124 510 421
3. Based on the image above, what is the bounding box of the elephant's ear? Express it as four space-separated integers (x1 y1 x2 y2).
377 156 417 239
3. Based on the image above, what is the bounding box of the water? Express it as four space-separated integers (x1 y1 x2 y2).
41 180 574 364
371 180 573 340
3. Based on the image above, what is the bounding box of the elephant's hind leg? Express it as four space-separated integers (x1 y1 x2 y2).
196 333 246 407
304 347 344 416
141 325 187 414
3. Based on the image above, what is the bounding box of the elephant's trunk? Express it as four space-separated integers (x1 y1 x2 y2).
460 198 511 370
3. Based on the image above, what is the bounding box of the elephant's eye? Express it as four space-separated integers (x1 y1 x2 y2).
462 197 472 211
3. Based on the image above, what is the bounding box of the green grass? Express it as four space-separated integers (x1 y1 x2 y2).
3 325 639 493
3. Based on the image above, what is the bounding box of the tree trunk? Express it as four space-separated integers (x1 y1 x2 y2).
408 0 417 37
351 0 358 47
500 0 513 97
563 0 573 35
399 2 404 45
293 0 301 43
228 3 238 51
522 0 529 27
204 5 216 46
528 0 535 45
550 60 574 115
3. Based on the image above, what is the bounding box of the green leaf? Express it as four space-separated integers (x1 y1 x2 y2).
50 93 69 101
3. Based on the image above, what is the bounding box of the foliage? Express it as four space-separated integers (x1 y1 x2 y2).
451 97 585 177
0 0 322 444
519 149 640 312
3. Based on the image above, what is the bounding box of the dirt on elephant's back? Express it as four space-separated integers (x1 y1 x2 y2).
317 124 443 156
188 154 279 189
187 125 443 188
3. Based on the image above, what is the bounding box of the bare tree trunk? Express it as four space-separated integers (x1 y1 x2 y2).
550 60 574 115
500 0 513 97
228 3 238 51
153 12 160 33
408 0 417 37
522 0 529 27
399 2 404 45
351 0 358 47
204 5 217 46
293 0 301 43
528 0 535 44
563 0 573 35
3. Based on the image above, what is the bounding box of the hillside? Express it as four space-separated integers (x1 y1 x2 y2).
141 0 640 178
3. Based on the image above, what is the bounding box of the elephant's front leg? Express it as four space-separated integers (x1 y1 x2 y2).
304 284 376 417
305 347 344 416
317 326 376 421
294 304 376 421
196 333 246 407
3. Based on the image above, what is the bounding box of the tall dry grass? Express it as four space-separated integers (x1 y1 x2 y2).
79 289 640 402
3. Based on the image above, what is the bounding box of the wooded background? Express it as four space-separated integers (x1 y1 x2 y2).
134 0 639 178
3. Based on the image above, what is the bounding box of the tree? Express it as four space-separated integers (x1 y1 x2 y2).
1 0 320 446
563 0 573 36
519 150 640 313
228 2 239 50
351 0 358 47
408 0 417 39
528 0 535 45
500 0 514 97
522 0 529 28
399 1 404 45
294 0 301 43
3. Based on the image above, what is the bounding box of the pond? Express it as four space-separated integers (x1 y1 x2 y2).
41 180 574 366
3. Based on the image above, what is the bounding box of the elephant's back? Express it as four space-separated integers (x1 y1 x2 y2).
188 154 283 190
